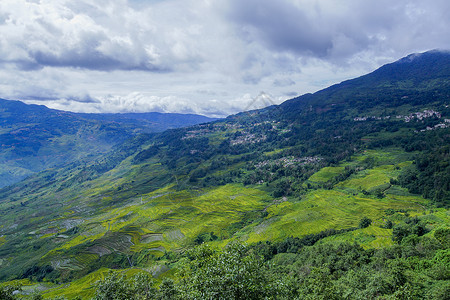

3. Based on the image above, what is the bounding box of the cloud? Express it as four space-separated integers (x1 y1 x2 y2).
0 0 203 72
224 0 450 62
226 0 333 57
273 78 296 87
0 0 450 117
22 92 266 118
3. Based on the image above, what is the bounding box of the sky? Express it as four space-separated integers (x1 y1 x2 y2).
0 0 449 117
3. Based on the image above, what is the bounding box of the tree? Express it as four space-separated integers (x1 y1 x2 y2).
434 227 450 248
392 223 410 243
359 216 372 229
384 220 393 229
297 267 338 300
156 278 178 300
178 243 283 299
93 271 155 300
0 283 21 300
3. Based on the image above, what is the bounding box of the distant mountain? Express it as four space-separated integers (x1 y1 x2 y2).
77 111 217 132
0 99 218 187
0 51 448 297
280 49 450 115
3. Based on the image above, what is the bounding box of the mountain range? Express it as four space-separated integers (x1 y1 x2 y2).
0 50 448 299
0 100 217 188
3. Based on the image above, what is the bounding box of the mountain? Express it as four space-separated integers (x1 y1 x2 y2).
0 99 217 188
0 51 448 298
77 112 217 132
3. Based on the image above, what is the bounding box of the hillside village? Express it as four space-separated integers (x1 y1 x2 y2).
353 109 450 131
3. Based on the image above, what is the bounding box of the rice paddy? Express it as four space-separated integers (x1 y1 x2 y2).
0 148 441 299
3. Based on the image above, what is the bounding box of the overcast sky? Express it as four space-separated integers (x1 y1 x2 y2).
0 0 449 117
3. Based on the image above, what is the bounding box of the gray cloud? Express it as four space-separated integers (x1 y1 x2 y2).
273 78 296 87
227 0 333 57
0 0 449 117
225 0 450 62
285 91 299 97
23 95 98 103
0 0 185 72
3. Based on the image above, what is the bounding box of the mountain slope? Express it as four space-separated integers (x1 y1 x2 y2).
0 51 448 294
281 50 450 116
0 99 217 188
77 112 217 132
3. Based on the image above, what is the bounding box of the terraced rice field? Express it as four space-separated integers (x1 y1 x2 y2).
308 166 345 183
243 188 426 244
35 184 270 271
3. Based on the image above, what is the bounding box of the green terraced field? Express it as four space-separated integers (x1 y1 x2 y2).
317 225 395 249
337 165 393 191
17 184 271 276
1 52 449 299
308 166 345 182
243 188 426 244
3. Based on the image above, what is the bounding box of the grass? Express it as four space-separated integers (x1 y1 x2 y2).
0 144 444 298
242 148 428 244
308 166 345 183
337 165 393 191
342 148 414 167
243 188 426 244
40 267 110 299
318 225 394 249
23 183 271 277
263 148 286 156
40 267 159 299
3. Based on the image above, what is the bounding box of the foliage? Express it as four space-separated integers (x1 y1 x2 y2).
93 271 156 300
177 243 285 300
0 282 21 300
392 217 429 243
0 51 449 297
358 217 372 229
81 230 449 299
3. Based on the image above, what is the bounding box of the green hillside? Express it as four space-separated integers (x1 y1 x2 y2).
0 99 216 188
0 51 449 299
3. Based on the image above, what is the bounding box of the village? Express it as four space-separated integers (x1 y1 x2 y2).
353 109 449 132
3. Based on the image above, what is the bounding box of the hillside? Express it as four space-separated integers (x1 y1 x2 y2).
0 51 449 298
0 99 216 188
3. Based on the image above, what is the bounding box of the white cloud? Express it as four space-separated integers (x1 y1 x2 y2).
23 92 269 118
0 0 449 116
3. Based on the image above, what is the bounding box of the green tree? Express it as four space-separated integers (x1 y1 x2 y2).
434 227 450 248
178 243 282 299
93 271 155 300
297 267 338 300
0 283 21 300
156 278 178 300
359 216 372 229
384 220 393 229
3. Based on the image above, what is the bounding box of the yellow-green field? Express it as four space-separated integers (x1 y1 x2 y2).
308 166 345 182
243 188 426 244
38 184 270 272
40 268 144 299
317 225 394 249
337 165 393 191
1 147 444 299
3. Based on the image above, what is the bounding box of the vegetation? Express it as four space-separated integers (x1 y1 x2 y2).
2 218 448 299
0 51 449 298
0 99 216 188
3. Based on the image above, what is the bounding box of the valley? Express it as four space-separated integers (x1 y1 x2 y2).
0 100 216 188
0 51 449 299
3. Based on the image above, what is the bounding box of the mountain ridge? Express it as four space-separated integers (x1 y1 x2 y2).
281 50 450 112
0 51 448 298
0 98 218 188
